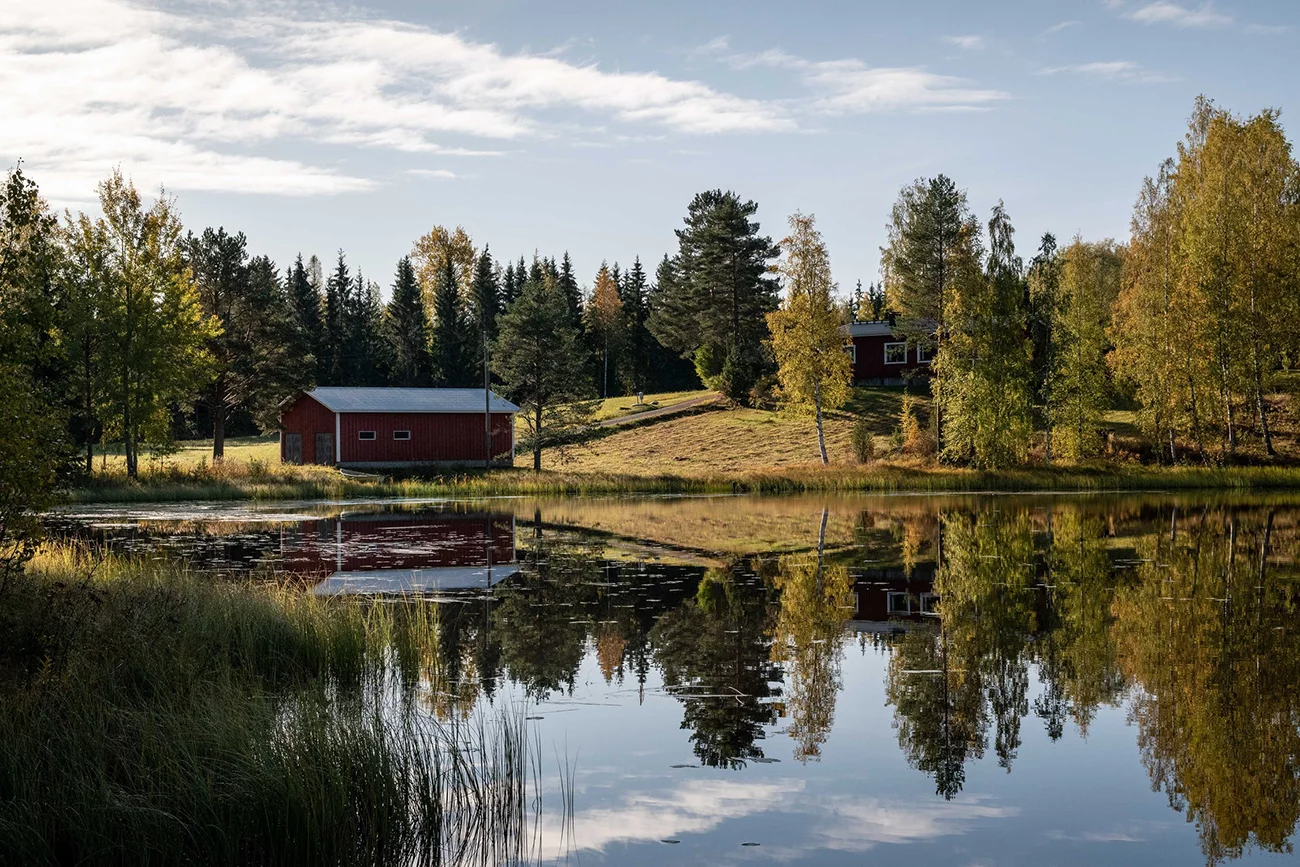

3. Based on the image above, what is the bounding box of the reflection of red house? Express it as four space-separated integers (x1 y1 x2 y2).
844 321 933 385
279 387 518 468
850 563 939 634
279 512 517 594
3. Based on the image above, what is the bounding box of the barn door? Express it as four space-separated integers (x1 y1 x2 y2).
315 432 334 465
283 433 302 465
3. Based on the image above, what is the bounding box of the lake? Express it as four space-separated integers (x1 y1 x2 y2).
50 493 1300 866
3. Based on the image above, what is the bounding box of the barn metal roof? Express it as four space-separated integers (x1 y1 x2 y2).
844 321 896 338
307 387 520 414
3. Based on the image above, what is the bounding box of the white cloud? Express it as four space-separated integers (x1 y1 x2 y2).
1041 20 1081 35
1038 60 1177 83
0 0 791 201
406 169 457 180
1124 2 1233 28
727 50 1008 113
942 34 986 50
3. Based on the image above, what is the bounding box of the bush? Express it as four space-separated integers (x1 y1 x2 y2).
900 394 936 457
851 418 876 464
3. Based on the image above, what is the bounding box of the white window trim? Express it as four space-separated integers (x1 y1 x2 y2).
884 342 908 365
358 430 377 441
845 344 857 364
887 591 911 615
393 430 411 440
916 344 934 364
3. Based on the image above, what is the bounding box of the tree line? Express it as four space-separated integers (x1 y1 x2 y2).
880 97 1300 467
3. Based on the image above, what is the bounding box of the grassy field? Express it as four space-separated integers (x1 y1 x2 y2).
64 386 1300 503
590 388 713 422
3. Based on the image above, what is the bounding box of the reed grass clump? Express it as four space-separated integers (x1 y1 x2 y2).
0 545 545 867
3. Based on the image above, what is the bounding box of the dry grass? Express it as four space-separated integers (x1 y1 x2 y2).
591 388 713 421
90 435 282 472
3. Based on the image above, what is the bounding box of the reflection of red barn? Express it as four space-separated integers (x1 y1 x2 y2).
279 387 518 468
850 563 939 634
844 321 933 385
279 512 517 583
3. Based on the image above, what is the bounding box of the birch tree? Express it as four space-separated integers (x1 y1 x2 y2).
767 212 851 464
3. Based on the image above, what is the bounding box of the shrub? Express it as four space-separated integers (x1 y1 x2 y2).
851 418 876 464
900 394 935 456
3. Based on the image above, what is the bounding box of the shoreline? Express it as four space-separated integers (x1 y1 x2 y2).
63 464 1300 504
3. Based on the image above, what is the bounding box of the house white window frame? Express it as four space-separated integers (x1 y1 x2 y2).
886 591 911 615
884 342 908 365
358 430 377 441
916 344 934 364
392 430 411 441
845 343 857 364
919 593 940 616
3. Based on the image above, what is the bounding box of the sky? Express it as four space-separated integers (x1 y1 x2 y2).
3 0 1297 295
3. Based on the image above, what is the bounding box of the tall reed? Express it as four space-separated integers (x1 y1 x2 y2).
0 544 555 866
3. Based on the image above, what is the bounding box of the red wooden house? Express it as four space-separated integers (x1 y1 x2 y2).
279 387 519 468
844 320 933 385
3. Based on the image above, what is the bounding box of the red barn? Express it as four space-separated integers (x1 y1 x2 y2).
279 387 518 468
844 320 933 385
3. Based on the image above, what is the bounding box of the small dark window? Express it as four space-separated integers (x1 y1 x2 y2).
358 430 376 441
393 430 411 440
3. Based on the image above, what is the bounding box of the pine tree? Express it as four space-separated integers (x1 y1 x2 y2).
767 212 852 464
557 252 583 328
345 271 387 386
430 255 474 386
619 256 652 394
285 254 324 382
492 271 595 470
323 252 349 386
648 189 780 404
502 262 518 308
384 256 432 386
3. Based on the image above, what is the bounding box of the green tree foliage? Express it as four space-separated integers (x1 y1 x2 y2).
383 256 432 387
322 252 349 385
284 254 324 380
492 271 595 470
618 256 652 395
1113 98 1300 462
556 252 583 331
189 229 311 457
649 189 779 404
1027 233 1061 461
1051 239 1122 460
68 170 215 477
345 271 388 386
430 256 474 387
470 246 500 344
936 203 1033 467
767 212 852 464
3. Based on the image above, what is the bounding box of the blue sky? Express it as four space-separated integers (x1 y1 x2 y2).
3 0 1296 295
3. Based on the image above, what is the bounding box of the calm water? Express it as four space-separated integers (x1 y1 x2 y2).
52 493 1300 866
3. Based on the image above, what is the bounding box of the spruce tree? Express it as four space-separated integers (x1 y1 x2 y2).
323 252 349 385
648 189 779 404
619 256 651 394
471 246 501 342
557 252 583 328
285 254 324 381
430 256 474 386
345 271 387 386
384 256 432 386
493 271 595 470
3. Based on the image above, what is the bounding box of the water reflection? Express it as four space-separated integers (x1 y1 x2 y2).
51 495 1300 864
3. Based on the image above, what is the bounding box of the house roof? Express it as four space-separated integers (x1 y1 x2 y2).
305 387 520 414
844 321 897 338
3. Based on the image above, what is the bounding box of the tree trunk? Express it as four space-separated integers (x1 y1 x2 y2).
212 383 226 462
1249 340 1274 456
533 404 542 472
813 380 828 465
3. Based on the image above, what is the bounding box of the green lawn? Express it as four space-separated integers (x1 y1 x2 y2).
591 389 714 421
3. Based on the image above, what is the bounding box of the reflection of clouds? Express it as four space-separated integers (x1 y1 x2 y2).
547 779 1018 856
1043 821 1170 843
544 779 805 852
813 795 1018 852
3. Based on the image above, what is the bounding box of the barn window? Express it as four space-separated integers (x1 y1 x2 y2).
393 430 411 440
916 344 934 364
358 430 376 440
844 344 856 364
884 342 907 364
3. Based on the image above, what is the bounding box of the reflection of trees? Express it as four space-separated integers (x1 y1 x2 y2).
650 566 781 768
770 509 853 763
1113 508 1300 865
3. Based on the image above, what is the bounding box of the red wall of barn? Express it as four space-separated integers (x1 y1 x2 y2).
279 514 517 579
280 394 337 464
852 335 932 382
339 412 513 463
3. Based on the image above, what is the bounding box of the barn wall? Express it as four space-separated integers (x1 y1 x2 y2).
279 514 517 579
280 394 337 464
338 411 514 465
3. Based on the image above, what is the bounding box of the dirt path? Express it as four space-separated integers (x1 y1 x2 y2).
592 393 719 428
